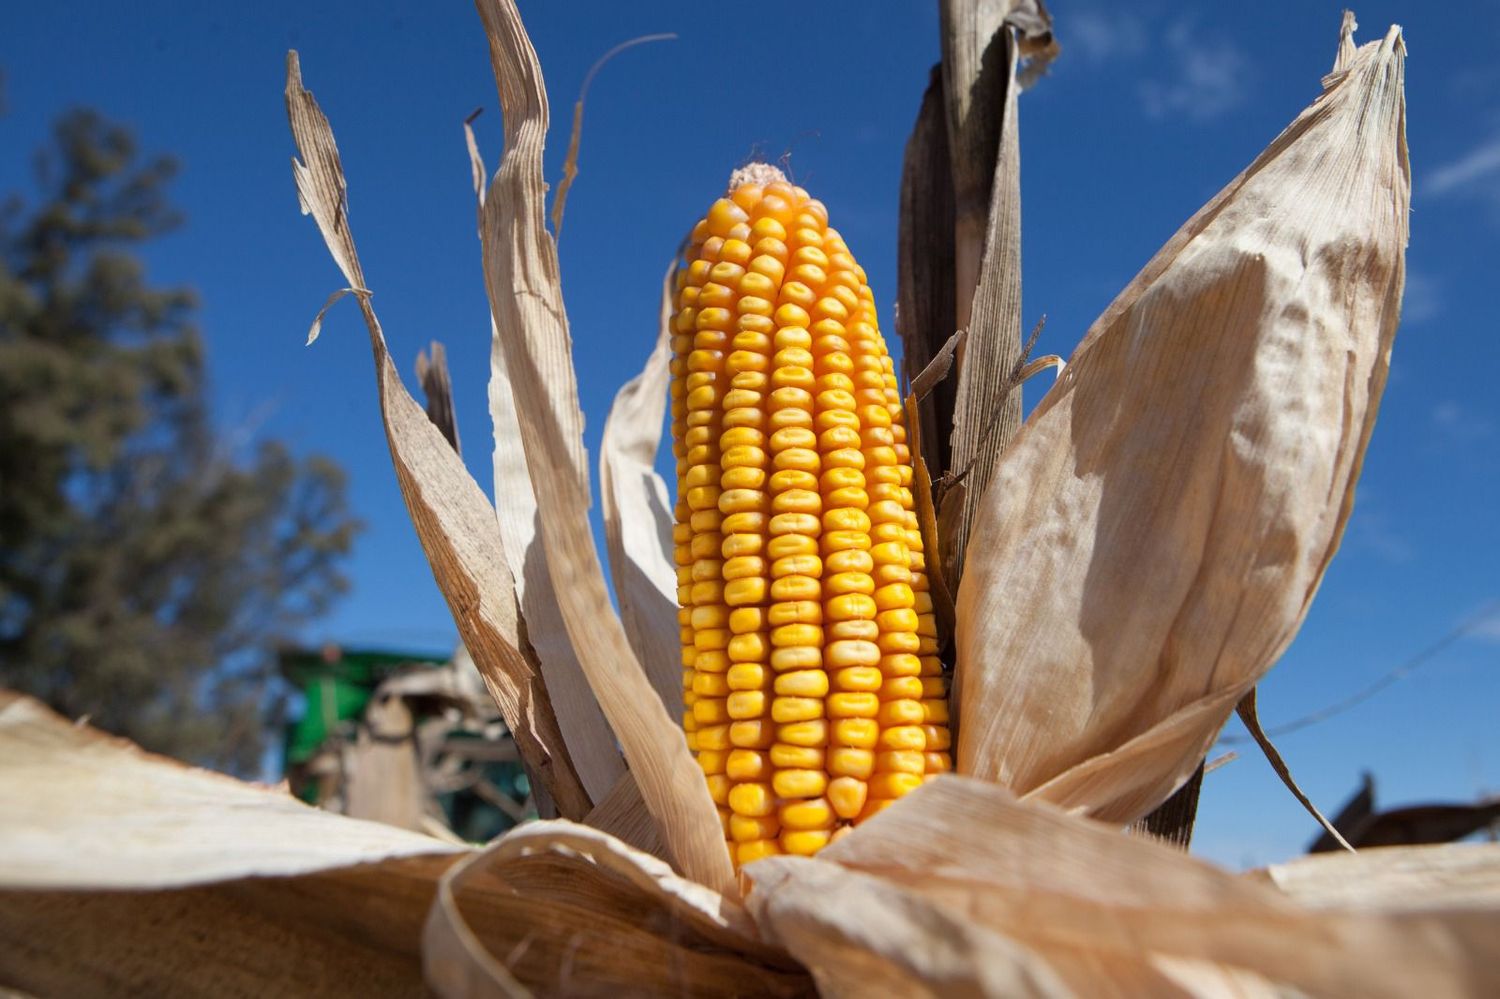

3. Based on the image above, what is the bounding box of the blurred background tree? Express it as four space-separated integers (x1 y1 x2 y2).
0 108 360 775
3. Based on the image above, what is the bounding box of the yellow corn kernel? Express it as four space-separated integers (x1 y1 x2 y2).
827 747 874 779
869 772 923 800
833 718 880 749
827 776 868 820
727 782 775 817
730 813 780 842
779 796 835 830
875 750 925 775
705 774 731 804
725 749 770 781
773 768 829 799
781 829 832 856
738 839 782 864
924 752 954 774
769 743 825 769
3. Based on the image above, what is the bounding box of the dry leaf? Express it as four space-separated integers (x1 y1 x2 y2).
748 777 1500 998
896 66 958 476
945 17 1024 582
0 691 460 995
956 22 1410 823
471 0 733 894
4 695 1497 997
581 770 668 862
1255 844 1500 912
599 264 682 715
423 823 806 997
463 110 626 808
285 50 593 819
417 339 462 454
0 691 460 890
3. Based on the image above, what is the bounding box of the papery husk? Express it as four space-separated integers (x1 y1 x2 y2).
598 265 682 716
464 117 627 808
746 777 1500 998
284 52 594 819
416 339 462 454
900 0 1053 585
423 823 808 998
489 327 628 806
3 694 1496 997
956 21 1410 822
0 691 462 995
470 0 733 894
1254 844 1500 912
941 6 1024 583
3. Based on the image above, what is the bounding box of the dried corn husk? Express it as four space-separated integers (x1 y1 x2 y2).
465 117 627 808
284 52 594 819
470 0 733 894
956 20 1411 823
0 691 460 995
4 694 1495 997
1254 844 1500 912
747 778 1499 998
598 265 682 715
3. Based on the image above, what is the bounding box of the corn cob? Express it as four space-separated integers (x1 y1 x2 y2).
671 173 952 865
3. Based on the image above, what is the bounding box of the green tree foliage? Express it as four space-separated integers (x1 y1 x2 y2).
0 109 360 774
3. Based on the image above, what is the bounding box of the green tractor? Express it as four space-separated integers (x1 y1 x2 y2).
279 644 534 842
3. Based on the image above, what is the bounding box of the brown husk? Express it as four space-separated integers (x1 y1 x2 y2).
469 0 733 894
955 21 1411 823
284 52 593 819
4 693 1495 998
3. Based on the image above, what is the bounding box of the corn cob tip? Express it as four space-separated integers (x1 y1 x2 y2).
726 162 787 196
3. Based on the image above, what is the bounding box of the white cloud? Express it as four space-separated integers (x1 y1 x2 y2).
1473 614 1500 644
1139 22 1251 122
1427 136 1500 197
1068 9 1148 66
1065 10 1251 122
1431 401 1496 443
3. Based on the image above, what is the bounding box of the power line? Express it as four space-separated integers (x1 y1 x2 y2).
1219 599 1500 744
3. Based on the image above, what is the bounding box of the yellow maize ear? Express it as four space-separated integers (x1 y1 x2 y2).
671 175 952 864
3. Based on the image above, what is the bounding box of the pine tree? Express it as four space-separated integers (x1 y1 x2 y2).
0 109 360 774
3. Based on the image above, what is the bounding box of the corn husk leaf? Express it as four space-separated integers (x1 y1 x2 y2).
746 777 1500 998
423 822 807 998
598 264 682 715
284 51 593 819
1254 844 1500 912
5 694 1498 997
470 0 733 894
580 769 668 862
466 119 627 807
0 691 461 995
416 339 462 454
897 66 958 476
943 11 1024 583
956 21 1410 822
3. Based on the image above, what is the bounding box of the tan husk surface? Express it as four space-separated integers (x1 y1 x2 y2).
746 778 1500 998
598 264 684 715
3 692 1496 997
284 51 593 819
470 0 734 894
468 120 627 807
956 21 1411 823
943 7 1025 584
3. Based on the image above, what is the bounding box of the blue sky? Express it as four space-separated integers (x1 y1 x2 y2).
3 1 1497 868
